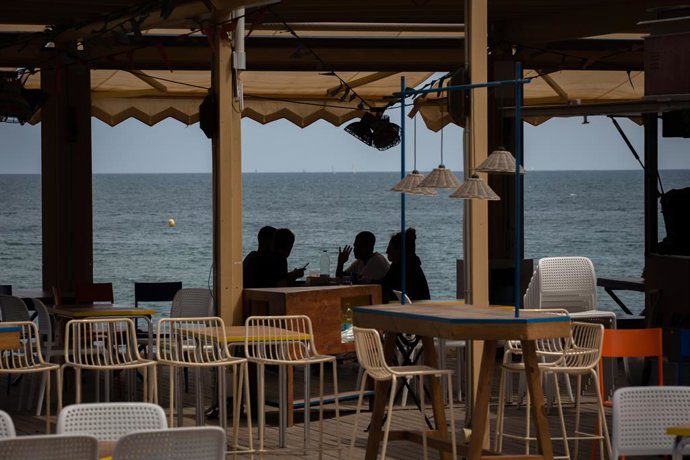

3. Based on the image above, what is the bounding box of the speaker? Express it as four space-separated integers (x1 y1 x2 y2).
662 110 690 138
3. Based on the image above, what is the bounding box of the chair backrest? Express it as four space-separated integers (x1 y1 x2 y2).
392 290 412 304
157 316 232 364
134 282 182 308
57 403 167 441
170 288 214 317
31 298 55 349
562 321 604 370
63 318 145 368
244 315 319 363
599 328 664 402
526 257 597 312
0 295 31 322
0 410 15 438
112 427 226 460
352 327 393 381
0 285 11 295
613 386 690 458
0 434 98 460
74 282 114 304
0 321 49 370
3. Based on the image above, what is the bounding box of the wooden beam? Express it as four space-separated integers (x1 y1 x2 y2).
212 12 244 325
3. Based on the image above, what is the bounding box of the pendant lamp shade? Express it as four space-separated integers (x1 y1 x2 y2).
449 174 500 200
475 147 525 174
417 165 461 188
391 171 438 195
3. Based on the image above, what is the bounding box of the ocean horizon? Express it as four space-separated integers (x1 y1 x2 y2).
1 170 689 318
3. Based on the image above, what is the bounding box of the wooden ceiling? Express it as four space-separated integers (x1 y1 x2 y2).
0 0 687 73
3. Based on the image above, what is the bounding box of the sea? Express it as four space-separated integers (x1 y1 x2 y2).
1 170 689 317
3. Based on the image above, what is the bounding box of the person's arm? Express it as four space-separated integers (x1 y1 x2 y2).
335 245 352 277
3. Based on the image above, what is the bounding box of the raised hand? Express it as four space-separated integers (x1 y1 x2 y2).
338 245 352 265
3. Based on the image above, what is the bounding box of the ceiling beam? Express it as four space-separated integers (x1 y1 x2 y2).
0 33 644 72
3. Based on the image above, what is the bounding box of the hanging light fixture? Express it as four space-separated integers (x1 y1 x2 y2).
391 115 437 196
417 112 460 189
449 174 500 200
344 111 401 150
475 147 525 175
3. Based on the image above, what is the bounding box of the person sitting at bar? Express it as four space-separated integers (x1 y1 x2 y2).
243 225 276 288
335 231 390 284
270 228 305 287
381 227 430 302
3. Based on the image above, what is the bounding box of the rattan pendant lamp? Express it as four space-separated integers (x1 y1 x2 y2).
391 115 437 196
475 147 525 175
417 109 460 189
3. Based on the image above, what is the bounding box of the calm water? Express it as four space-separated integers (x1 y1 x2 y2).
1 170 689 316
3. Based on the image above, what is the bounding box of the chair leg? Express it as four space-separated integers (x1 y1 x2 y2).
258 363 265 452
591 369 612 459
44 371 51 434
573 375 582 459
553 373 571 459
242 362 254 455
332 360 341 459
75 368 82 404
380 375 397 460
304 364 311 451
419 375 428 460
168 365 175 427
349 372 369 458
318 362 325 458
219 365 227 433
495 367 507 452
446 373 458 460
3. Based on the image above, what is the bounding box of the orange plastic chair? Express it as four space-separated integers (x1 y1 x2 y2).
592 328 663 460
598 328 664 407
74 282 114 304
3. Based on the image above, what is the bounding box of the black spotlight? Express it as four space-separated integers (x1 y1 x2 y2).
344 112 400 151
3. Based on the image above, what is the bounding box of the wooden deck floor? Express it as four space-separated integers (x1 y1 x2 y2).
0 355 663 459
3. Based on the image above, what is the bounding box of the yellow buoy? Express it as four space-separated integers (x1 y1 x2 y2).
167 218 176 228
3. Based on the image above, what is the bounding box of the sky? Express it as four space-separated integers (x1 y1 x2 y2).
0 114 688 174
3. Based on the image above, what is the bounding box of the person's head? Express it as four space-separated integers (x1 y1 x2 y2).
353 231 376 261
386 228 416 263
257 226 276 252
273 228 295 258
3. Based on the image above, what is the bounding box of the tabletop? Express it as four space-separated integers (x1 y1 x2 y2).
46 304 157 318
353 303 571 341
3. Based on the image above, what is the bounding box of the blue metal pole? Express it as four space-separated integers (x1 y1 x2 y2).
514 62 523 318
400 76 407 304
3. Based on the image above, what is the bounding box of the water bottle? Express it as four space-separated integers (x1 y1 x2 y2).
319 250 330 277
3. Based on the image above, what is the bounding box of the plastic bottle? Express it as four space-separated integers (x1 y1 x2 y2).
319 250 330 277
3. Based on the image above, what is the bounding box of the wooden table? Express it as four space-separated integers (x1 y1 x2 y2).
353 303 571 460
597 277 645 316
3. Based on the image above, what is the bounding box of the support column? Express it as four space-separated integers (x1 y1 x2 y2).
212 15 244 325
465 0 490 446
41 48 93 293
643 112 658 256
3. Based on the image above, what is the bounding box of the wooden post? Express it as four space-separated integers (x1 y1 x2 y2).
465 0 491 447
41 44 93 293
212 13 244 325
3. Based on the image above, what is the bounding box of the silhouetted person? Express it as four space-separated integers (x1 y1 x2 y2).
243 226 276 288
336 231 389 283
381 228 430 302
271 228 305 287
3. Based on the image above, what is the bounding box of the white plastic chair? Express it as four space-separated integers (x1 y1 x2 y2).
613 386 690 459
0 321 61 432
57 402 167 441
156 316 252 454
524 257 597 313
170 288 214 317
112 426 226 460
0 410 15 438
350 326 457 460
61 318 157 404
0 434 98 459
244 315 340 454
